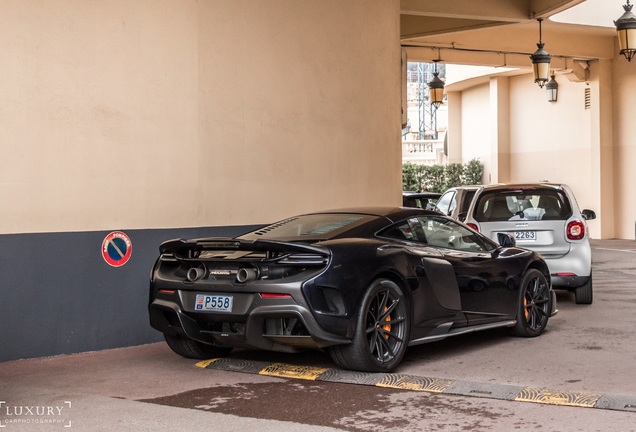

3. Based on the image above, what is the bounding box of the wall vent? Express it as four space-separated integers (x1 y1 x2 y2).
584 88 591 110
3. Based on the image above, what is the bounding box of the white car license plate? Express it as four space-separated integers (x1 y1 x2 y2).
514 231 536 240
195 294 233 312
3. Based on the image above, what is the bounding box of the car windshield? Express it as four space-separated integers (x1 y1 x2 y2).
473 188 572 222
242 213 375 240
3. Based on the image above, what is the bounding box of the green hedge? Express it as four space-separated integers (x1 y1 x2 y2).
403 158 484 193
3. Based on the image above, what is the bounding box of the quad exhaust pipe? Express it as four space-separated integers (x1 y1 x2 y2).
186 267 206 282
236 267 258 283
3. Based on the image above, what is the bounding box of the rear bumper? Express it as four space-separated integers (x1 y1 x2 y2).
542 241 592 288
149 295 350 353
550 274 590 289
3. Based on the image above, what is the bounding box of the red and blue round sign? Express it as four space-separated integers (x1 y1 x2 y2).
102 231 133 267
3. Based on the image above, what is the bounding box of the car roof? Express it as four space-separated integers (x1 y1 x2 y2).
241 207 442 242
477 183 566 192
403 191 441 197
443 185 481 192
305 206 438 221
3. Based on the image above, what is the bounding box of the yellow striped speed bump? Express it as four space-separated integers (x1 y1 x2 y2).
376 374 453 393
259 363 330 380
195 358 636 413
516 387 602 408
195 359 220 369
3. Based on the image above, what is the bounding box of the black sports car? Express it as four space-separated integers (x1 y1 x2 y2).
149 207 557 372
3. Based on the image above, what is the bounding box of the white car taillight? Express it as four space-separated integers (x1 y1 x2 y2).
567 220 585 240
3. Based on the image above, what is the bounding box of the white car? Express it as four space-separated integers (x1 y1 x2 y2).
463 183 596 304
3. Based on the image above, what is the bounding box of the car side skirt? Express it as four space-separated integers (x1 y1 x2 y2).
408 320 516 346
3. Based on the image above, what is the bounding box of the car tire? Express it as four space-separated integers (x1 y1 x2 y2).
328 279 410 372
164 334 233 359
511 269 551 338
575 275 593 305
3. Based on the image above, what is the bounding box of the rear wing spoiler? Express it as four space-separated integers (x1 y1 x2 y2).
159 237 330 258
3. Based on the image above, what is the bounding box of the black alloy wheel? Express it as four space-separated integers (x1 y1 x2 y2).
329 279 410 372
512 269 551 337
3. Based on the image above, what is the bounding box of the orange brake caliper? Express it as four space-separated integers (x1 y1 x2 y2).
382 307 391 338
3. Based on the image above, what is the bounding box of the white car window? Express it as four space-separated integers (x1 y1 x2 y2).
435 191 455 215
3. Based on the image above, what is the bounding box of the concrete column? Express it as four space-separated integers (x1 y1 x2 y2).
446 91 463 164
590 59 615 239
489 76 511 183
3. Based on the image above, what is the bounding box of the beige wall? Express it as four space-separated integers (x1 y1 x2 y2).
0 0 402 234
459 84 491 174
0 1 201 233
508 74 593 190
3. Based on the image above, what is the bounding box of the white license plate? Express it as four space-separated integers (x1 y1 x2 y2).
195 294 233 312
515 231 536 240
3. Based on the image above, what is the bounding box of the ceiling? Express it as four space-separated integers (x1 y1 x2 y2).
400 0 618 68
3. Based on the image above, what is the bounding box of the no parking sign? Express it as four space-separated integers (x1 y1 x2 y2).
102 231 132 267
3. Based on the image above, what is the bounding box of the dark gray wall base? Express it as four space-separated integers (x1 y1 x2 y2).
0 225 261 363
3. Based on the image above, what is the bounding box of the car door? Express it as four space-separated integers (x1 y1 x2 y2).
419 216 518 325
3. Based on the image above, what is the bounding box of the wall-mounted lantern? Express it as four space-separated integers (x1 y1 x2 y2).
615 1 636 61
546 73 558 102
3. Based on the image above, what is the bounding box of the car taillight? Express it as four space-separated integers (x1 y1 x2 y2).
260 293 292 299
467 223 479 232
567 220 585 240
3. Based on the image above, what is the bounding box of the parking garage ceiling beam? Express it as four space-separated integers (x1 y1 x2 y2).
400 0 586 38
529 0 586 18
401 0 531 22
400 0 585 21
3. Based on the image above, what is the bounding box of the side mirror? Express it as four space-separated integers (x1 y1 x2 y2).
581 209 596 221
497 233 516 248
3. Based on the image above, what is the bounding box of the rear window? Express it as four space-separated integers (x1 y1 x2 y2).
473 188 572 222
243 213 374 240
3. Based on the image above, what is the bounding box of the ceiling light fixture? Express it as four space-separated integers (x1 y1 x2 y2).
530 18 552 87
428 56 445 109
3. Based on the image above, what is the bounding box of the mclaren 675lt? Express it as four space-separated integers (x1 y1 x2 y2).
149 207 557 372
